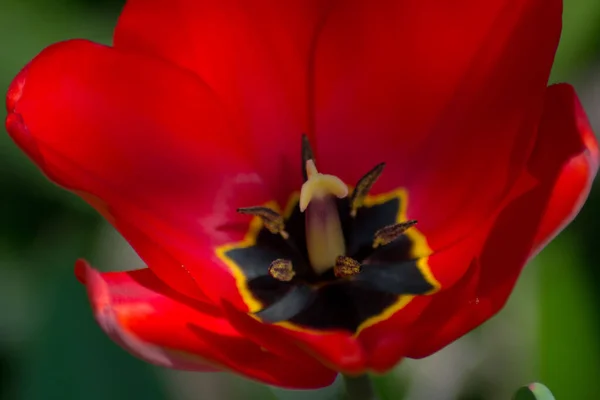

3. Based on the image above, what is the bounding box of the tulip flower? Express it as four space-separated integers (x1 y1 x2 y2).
5 0 598 394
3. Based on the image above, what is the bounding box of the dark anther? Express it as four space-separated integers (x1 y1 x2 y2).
268 259 295 282
334 255 361 278
373 220 418 248
301 133 316 181
237 206 289 239
349 163 386 217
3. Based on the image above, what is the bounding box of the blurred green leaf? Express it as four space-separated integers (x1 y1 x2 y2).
18 257 168 400
513 383 555 400
537 234 600 400
371 372 407 400
551 0 600 82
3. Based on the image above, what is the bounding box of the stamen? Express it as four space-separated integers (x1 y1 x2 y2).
301 133 315 182
334 256 361 278
300 159 348 274
373 220 418 248
268 259 296 282
237 206 289 239
350 163 386 217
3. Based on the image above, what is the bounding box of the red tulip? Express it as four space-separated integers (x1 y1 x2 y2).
5 0 598 389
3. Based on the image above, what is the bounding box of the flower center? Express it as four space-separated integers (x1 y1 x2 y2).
238 136 412 281
222 135 438 333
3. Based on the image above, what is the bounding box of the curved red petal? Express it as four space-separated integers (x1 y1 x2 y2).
75 259 223 372
220 301 345 375
114 0 335 192
357 296 432 372
356 226 491 372
224 303 367 374
270 326 366 374
530 84 599 254
402 84 598 358
76 260 337 388
5 39 281 308
315 0 562 253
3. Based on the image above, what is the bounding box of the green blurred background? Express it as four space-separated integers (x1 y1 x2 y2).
1 0 599 399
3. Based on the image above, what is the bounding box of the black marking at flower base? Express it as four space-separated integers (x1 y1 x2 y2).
221 191 436 334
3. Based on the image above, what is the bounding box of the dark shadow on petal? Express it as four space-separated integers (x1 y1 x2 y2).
354 261 434 295
255 285 317 323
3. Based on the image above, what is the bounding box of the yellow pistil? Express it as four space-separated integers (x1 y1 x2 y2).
300 160 348 274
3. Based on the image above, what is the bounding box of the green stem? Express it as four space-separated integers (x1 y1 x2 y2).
342 374 378 400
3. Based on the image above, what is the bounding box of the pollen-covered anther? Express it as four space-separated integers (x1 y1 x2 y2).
350 163 386 217
237 206 289 239
334 256 361 278
268 259 295 282
373 220 418 248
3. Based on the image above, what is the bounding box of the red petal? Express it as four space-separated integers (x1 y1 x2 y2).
530 85 599 253
314 0 562 254
74 260 219 372
221 301 361 374
5 39 280 308
226 296 368 374
270 326 366 374
114 1 562 264
76 260 337 388
356 227 490 371
114 0 334 191
402 84 599 358
357 296 432 372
